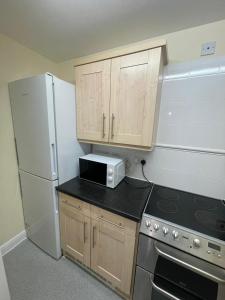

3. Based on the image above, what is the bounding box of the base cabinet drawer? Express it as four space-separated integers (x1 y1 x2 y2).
60 192 90 217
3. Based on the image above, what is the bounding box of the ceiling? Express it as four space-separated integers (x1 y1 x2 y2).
1 0 225 62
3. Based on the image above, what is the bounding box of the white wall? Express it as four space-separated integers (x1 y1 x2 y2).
93 56 225 200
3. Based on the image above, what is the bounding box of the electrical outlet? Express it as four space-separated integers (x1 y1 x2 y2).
201 41 216 56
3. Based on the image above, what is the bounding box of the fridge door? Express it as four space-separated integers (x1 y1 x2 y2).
53 76 90 184
9 74 57 180
19 170 61 259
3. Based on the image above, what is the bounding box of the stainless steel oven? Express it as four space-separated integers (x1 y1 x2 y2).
133 234 225 300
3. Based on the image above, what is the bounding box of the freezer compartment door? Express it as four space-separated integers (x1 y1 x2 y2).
9 74 57 180
20 170 61 259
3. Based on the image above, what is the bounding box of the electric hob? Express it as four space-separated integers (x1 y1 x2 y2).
140 184 225 269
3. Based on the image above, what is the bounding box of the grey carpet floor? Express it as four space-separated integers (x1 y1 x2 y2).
3 240 122 300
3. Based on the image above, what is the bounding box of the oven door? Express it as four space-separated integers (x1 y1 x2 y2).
134 234 225 300
134 266 199 300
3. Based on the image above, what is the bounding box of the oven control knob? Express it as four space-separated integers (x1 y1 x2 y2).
145 220 151 228
108 168 113 175
193 238 201 248
108 176 113 182
153 224 159 231
162 227 169 235
172 230 179 239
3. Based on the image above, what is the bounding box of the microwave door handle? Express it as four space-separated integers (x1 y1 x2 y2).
154 242 225 284
151 279 181 300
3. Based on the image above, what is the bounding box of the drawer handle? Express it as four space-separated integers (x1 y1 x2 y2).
62 200 81 210
98 216 124 228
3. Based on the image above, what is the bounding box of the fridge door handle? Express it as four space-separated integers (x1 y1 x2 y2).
55 189 59 214
51 143 57 177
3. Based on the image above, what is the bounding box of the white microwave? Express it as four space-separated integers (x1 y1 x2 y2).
79 154 125 188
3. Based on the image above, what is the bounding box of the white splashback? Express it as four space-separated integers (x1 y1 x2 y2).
158 57 225 152
93 56 225 200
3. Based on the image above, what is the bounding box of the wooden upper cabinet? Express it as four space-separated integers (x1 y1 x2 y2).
75 60 111 142
75 43 165 150
110 48 162 148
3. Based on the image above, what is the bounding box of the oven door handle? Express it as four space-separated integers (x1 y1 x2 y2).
154 242 225 284
151 278 181 300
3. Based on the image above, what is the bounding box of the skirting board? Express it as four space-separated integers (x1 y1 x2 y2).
0 230 27 256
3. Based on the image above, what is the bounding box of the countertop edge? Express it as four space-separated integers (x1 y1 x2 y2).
56 187 143 223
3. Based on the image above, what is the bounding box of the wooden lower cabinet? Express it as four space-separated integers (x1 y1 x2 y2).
60 202 91 267
59 193 137 298
91 218 136 296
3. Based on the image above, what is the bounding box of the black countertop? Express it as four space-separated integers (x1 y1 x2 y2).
56 177 152 222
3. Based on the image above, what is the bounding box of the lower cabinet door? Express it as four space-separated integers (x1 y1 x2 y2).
60 205 91 267
91 218 136 296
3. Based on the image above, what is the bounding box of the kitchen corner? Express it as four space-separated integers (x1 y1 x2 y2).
1 5 225 300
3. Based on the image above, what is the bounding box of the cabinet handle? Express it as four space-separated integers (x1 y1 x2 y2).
98 216 124 229
92 226 96 248
111 113 115 139
83 222 87 243
102 113 106 138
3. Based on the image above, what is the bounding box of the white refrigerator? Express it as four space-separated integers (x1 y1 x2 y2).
9 73 89 259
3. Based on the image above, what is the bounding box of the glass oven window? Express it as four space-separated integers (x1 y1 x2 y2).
155 256 218 300
152 275 200 300
79 158 107 185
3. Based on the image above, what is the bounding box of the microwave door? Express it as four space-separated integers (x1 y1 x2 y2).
79 158 107 186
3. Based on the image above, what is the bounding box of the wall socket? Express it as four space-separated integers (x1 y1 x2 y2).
201 41 216 56
134 156 144 164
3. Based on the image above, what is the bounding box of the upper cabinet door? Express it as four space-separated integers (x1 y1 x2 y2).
75 60 111 142
110 48 162 148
